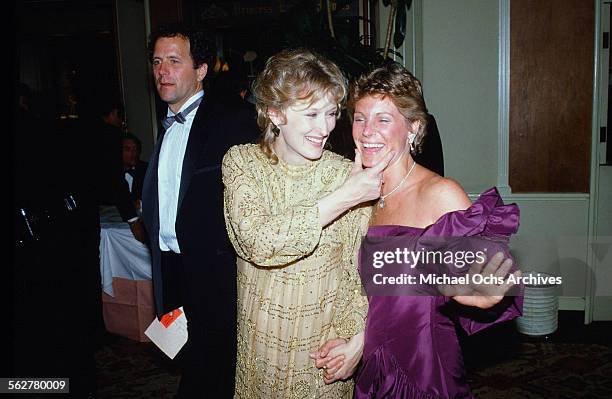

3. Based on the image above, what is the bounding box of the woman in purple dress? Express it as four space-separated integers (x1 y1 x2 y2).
314 63 522 398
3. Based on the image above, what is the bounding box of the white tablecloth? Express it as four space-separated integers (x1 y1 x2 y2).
100 208 151 296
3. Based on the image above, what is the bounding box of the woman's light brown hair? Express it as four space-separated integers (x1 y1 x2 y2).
348 62 428 154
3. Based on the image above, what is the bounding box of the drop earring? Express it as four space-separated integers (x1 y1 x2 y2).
272 124 280 137
408 133 416 153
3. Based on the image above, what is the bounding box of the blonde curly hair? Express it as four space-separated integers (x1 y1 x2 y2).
252 48 348 163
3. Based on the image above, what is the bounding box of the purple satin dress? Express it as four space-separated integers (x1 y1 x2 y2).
355 187 523 399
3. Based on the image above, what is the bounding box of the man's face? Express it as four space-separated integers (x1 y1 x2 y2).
107 109 123 128
122 139 139 169
152 36 208 113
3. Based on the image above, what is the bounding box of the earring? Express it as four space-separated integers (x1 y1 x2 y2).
271 124 280 137
408 133 416 152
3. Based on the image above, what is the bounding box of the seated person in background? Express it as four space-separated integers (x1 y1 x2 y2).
122 133 148 212
94 99 145 242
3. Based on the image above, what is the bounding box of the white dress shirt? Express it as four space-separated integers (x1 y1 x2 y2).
124 171 134 193
157 91 204 253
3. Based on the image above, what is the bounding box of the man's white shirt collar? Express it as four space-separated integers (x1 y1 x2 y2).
166 90 204 117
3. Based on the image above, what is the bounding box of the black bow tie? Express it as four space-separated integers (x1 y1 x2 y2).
161 97 203 130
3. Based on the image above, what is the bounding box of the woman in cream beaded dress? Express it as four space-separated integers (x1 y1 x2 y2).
222 49 394 398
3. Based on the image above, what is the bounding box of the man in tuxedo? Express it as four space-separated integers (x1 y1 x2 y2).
141 25 259 397
95 101 146 242
121 133 148 209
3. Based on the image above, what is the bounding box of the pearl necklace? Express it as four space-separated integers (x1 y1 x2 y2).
378 160 416 209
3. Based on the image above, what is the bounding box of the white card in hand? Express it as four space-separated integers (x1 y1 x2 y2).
144 307 188 359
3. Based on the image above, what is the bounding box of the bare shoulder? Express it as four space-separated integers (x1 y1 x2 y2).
421 175 471 216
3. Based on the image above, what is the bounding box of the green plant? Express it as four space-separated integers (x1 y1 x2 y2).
272 0 413 80
381 0 413 58
276 0 400 81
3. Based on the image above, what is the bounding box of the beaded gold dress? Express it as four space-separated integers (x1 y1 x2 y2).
222 144 370 399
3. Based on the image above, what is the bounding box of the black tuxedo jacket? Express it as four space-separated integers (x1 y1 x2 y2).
125 160 148 202
142 95 259 326
413 113 444 176
93 120 139 222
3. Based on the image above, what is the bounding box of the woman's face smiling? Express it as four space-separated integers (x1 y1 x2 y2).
352 94 414 168
271 96 338 165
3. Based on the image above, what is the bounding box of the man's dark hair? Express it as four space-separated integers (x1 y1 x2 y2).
148 25 215 69
123 132 142 154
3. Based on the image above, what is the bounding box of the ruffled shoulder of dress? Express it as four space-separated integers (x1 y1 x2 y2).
421 186 520 238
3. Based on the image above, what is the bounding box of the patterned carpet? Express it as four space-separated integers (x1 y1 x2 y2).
469 342 612 398
94 313 612 398
95 337 180 399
